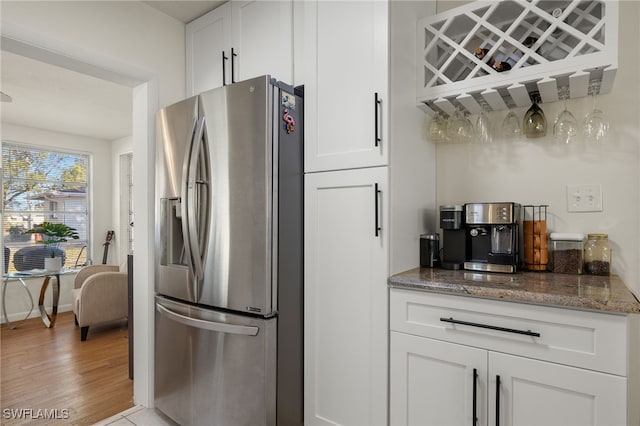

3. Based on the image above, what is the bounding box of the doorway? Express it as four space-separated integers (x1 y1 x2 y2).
1 30 156 407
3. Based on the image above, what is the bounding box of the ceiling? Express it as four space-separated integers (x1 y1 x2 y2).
0 1 224 142
144 1 225 24
1 50 133 141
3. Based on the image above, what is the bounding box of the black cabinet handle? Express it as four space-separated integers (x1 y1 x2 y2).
374 92 382 147
374 183 381 237
222 51 228 86
473 368 478 426
440 317 541 338
495 375 501 426
231 47 237 84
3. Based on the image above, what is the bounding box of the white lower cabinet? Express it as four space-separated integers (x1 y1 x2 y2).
390 333 487 426
489 352 626 426
390 289 629 426
304 167 388 425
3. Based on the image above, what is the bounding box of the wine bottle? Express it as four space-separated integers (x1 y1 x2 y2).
492 61 512 72
474 47 490 60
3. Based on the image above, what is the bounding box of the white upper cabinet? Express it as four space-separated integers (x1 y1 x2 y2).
231 0 292 84
186 3 231 95
186 1 293 96
303 1 389 172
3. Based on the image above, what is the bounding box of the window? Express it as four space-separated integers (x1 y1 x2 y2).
120 152 134 256
2 142 90 272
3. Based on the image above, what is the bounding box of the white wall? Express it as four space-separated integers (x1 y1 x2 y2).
433 1 640 297
0 123 113 319
389 1 437 274
1 1 186 108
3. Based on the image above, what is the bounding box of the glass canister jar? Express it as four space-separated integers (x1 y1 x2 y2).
549 233 584 274
584 233 611 275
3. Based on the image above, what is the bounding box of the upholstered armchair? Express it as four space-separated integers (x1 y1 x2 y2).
72 263 128 341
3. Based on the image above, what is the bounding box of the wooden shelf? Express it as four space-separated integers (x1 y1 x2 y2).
417 0 618 115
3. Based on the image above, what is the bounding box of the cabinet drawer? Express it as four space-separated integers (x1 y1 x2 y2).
390 288 628 376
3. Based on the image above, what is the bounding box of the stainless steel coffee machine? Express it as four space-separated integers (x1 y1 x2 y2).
464 202 520 273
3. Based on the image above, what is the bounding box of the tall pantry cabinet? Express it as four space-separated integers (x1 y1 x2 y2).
303 2 436 425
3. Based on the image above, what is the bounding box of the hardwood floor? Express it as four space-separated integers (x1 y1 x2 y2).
0 312 133 425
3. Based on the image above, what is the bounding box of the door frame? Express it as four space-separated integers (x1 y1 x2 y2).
1 25 157 407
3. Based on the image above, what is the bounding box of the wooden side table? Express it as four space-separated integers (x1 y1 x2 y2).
37 273 61 328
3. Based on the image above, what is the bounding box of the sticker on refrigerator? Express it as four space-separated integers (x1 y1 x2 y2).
282 108 296 134
282 93 296 110
281 93 296 134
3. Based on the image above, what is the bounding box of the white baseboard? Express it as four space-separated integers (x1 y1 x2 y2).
1 303 73 324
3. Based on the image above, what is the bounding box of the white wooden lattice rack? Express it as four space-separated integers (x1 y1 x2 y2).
416 0 618 116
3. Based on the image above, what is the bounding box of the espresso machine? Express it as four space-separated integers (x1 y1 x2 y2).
464 202 520 273
439 205 466 270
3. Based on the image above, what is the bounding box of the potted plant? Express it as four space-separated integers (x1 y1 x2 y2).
24 222 79 271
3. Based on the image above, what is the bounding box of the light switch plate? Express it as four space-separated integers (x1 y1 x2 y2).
567 184 603 212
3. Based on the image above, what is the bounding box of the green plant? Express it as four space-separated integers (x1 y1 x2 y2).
24 222 80 257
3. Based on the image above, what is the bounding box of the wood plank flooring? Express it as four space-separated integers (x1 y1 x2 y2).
0 312 133 425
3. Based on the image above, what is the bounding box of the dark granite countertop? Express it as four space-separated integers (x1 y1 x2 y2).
388 267 640 315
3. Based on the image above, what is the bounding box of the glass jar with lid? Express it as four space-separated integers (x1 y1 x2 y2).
549 233 584 274
584 233 611 275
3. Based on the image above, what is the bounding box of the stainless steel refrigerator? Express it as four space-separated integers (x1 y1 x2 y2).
154 75 303 426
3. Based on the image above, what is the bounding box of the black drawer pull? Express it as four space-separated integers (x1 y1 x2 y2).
231 47 237 84
374 92 381 147
222 50 228 86
374 183 381 237
496 375 501 426
440 317 541 338
472 368 478 426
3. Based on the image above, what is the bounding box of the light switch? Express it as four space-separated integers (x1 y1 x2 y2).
567 184 603 212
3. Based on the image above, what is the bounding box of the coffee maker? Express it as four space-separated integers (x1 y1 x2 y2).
464 202 520 273
439 205 466 270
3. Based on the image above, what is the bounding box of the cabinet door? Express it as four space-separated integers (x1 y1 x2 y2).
186 3 231 96
489 352 627 426
304 167 388 426
390 332 487 426
231 0 293 84
303 1 389 172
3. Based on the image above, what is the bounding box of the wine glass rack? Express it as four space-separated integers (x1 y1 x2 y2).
416 0 618 116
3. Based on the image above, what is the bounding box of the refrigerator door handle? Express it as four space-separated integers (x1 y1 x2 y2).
180 117 198 284
156 303 259 336
185 117 207 286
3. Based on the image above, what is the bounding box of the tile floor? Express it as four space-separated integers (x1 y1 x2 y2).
93 406 176 426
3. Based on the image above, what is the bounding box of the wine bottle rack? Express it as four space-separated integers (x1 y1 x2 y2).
416 0 618 116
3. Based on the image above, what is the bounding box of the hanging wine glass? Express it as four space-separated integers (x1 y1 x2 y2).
427 111 447 144
501 109 522 141
475 111 492 144
553 86 578 144
522 91 547 139
583 80 609 144
446 107 474 144
474 100 492 144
